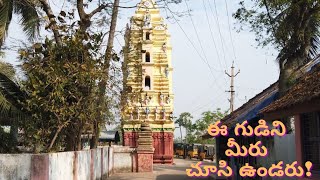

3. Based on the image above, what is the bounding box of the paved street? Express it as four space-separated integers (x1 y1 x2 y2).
106 158 215 180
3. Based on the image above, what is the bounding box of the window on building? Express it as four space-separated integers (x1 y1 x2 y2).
301 112 320 173
145 76 151 90
146 32 150 40
146 52 151 62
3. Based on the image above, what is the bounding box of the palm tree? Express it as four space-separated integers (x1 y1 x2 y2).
0 69 28 153
0 0 40 47
272 0 320 95
175 112 193 143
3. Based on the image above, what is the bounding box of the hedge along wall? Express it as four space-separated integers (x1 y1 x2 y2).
0 146 137 180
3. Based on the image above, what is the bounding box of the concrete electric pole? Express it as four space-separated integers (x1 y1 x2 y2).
225 61 240 112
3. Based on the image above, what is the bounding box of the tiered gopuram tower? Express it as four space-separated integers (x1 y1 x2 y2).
121 0 174 164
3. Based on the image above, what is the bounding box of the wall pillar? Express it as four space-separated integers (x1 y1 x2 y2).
123 131 138 147
31 154 49 180
294 115 303 166
136 152 154 172
152 131 173 164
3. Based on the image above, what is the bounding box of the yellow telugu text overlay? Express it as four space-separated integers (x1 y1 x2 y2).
207 119 286 138
186 161 313 178
225 138 268 157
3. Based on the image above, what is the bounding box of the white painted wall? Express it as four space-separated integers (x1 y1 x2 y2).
0 146 136 180
0 154 31 180
49 152 74 180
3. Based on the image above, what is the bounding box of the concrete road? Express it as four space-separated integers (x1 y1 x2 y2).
106 158 216 180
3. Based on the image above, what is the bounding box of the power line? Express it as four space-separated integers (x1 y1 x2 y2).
184 0 210 66
182 0 228 91
202 0 228 85
191 90 227 114
115 35 122 47
182 0 223 72
208 0 229 69
163 3 210 69
163 1 226 92
223 0 237 63
163 1 231 113
187 81 216 107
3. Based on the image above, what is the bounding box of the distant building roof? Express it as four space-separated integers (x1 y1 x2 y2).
260 64 320 117
99 130 120 143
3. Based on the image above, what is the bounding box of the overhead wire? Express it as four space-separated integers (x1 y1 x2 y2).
202 0 228 85
223 0 237 63
163 1 227 92
211 0 242 109
191 90 229 114
186 81 216 108
208 0 229 69
222 0 242 108
184 0 233 112
183 0 228 91
163 1 235 115
183 0 212 69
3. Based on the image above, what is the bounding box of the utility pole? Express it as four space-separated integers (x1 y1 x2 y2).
225 61 240 112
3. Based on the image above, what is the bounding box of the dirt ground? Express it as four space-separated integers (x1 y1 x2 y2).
106 158 216 180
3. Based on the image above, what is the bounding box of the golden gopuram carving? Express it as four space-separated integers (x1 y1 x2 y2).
121 0 174 164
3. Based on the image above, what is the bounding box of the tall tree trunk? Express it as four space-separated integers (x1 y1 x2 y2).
91 0 120 149
179 125 183 143
48 125 64 151
65 127 76 151
76 127 82 150
278 60 296 96
278 54 307 96
9 118 18 152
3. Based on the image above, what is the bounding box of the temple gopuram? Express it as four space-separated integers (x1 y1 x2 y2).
121 0 175 164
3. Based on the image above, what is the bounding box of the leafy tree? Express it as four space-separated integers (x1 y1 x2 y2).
14 0 125 152
19 7 108 151
190 108 228 144
234 0 320 94
1 0 185 152
0 0 40 47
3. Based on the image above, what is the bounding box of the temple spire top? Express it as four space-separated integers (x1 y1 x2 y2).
138 0 157 9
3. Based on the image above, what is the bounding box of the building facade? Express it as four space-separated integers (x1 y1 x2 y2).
121 0 175 164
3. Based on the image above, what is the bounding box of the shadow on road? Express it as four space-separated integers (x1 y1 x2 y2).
154 165 188 172
156 174 212 180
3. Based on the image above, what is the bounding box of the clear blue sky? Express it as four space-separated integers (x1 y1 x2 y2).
3 0 279 139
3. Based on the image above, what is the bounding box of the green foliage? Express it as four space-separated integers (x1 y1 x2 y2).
19 14 106 152
0 61 27 153
175 112 193 128
190 109 227 144
0 61 17 116
176 109 228 144
175 112 193 143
